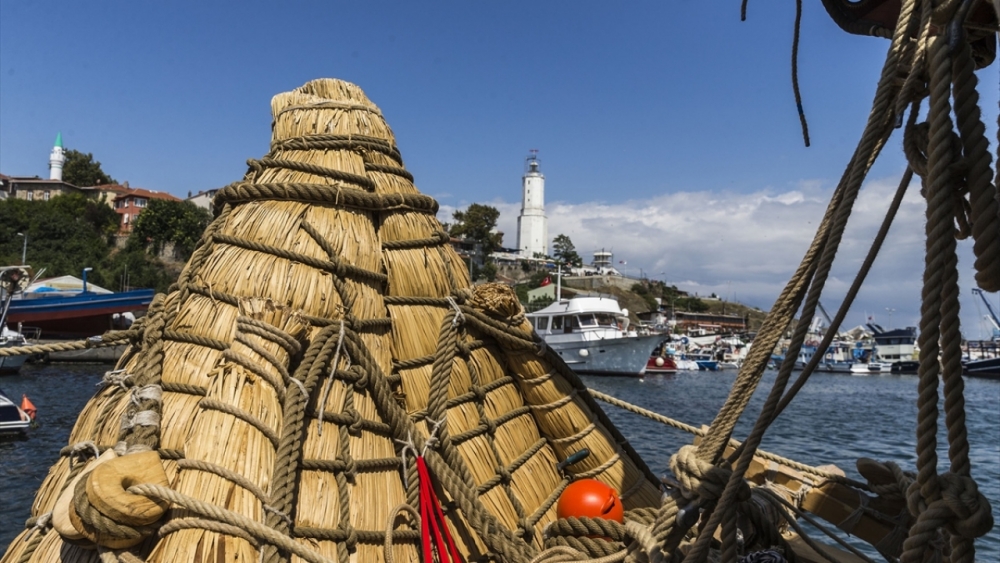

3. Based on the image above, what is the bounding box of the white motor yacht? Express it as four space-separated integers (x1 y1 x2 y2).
526 296 664 376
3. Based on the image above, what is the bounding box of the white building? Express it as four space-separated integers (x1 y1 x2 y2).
516 151 548 258
186 188 219 210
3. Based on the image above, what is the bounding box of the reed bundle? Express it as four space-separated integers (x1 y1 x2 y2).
1 78 660 563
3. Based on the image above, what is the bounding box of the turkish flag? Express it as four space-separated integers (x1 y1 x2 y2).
540 277 551 287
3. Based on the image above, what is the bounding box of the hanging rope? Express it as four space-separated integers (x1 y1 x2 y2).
791 0 811 147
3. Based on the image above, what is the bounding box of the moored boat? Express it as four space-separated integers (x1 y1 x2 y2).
5 286 155 339
0 267 31 374
527 295 664 376
644 342 678 375
0 388 31 437
0 325 29 375
963 356 1000 380
850 361 893 375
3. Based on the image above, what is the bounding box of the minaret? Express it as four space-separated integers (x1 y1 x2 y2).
516 150 548 258
49 132 65 181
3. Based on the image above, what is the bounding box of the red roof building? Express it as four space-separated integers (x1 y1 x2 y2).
113 187 181 232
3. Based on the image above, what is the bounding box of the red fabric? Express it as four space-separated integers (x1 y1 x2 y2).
540 277 551 287
416 456 462 563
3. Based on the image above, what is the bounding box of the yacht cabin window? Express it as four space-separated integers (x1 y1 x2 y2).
577 314 597 328
535 317 549 331
551 316 564 330
594 314 617 327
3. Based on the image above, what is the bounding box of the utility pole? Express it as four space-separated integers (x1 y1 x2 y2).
16 232 27 264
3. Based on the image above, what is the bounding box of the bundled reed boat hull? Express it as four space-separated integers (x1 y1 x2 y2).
1 79 662 563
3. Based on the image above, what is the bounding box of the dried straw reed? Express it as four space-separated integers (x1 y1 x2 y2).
1 78 659 563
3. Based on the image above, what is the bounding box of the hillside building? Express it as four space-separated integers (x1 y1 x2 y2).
186 189 220 210
114 188 182 232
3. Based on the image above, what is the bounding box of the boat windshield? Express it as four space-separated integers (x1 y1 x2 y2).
594 313 618 327
577 314 597 327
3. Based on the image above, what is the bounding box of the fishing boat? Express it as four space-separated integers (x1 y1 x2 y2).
527 295 664 375
684 351 720 371
3 273 155 339
644 341 678 374
2 2 998 559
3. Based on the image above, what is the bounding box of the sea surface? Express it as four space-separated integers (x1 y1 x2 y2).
1 364 998 559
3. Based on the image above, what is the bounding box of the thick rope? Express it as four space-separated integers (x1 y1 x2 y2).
950 2 1000 292
0 329 138 357
902 21 994 563
683 3 927 561
129 483 336 563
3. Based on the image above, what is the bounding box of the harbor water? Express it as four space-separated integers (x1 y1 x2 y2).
2 364 998 558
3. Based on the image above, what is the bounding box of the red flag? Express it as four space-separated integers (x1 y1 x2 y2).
540 277 551 287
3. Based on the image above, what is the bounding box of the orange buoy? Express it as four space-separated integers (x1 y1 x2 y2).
21 394 36 420
556 479 624 523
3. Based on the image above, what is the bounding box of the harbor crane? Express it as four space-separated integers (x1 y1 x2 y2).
971 288 1000 340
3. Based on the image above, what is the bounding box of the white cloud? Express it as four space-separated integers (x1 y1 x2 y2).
440 175 998 339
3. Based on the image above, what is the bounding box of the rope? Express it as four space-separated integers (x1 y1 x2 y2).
679 3 949 562
383 504 420 563
129 483 336 563
791 0 811 147
212 181 438 217
0 329 138 357
755 487 880 563
902 14 994 561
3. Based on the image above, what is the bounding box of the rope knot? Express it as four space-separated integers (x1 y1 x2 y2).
669 445 749 502
344 529 358 552
351 367 368 392
100 369 133 390
937 472 993 539
340 456 358 484
471 385 487 402
347 411 364 437
498 466 512 485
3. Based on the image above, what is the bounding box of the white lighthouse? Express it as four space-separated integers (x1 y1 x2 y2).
516 150 548 258
49 132 65 181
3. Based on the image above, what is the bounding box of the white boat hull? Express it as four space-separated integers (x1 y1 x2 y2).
548 334 665 376
850 362 893 375
0 392 31 436
0 338 29 375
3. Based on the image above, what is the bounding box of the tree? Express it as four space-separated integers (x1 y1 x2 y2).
129 200 212 260
449 203 503 255
63 149 116 187
0 193 119 286
551 234 583 267
482 262 498 282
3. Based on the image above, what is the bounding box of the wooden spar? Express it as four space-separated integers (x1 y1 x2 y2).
731 444 908 557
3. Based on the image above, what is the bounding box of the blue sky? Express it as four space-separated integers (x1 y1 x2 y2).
2 1 998 338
